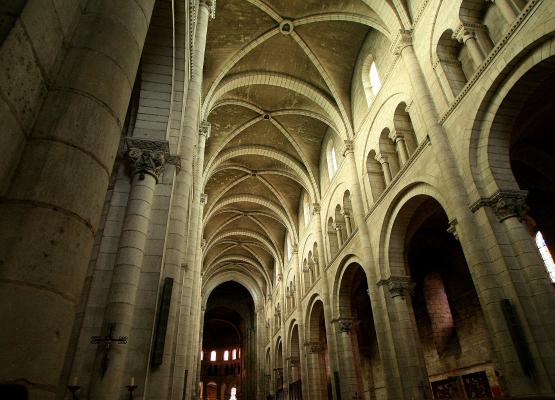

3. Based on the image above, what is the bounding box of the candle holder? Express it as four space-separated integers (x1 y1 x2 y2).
126 384 138 400
67 385 80 400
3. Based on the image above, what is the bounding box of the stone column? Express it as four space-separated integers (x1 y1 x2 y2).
454 23 485 67
377 276 429 400
90 138 169 398
392 132 409 165
342 211 353 237
342 141 403 400
393 29 555 395
312 204 342 398
376 154 393 184
0 2 156 396
334 319 360 400
487 0 519 24
334 223 344 248
163 1 215 397
305 342 324 399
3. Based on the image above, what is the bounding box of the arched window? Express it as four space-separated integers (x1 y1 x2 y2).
210 350 217 362
232 349 237 360
223 350 229 361
201 350 204 361
536 231 555 282
286 233 293 261
327 141 339 180
230 387 237 400
303 193 311 227
370 62 382 95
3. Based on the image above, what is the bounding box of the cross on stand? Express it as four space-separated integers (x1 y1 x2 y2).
90 323 128 377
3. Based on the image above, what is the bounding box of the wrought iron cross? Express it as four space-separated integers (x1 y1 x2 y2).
90 323 128 377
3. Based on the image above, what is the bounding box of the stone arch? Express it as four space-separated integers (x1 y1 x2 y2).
378 127 400 180
366 149 386 202
202 272 263 311
380 183 453 278
435 29 468 101
392 102 418 161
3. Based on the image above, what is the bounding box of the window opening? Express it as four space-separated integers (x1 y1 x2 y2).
370 62 382 95
536 231 555 282
210 350 217 362
223 350 229 361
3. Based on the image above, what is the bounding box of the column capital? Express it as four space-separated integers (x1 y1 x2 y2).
334 223 343 232
343 140 355 156
125 138 170 182
312 203 321 215
199 120 211 138
377 275 414 299
304 341 324 353
470 190 528 222
199 0 217 19
391 29 413 56
453 22 485 42
200 193 208 205
340 209 351 218
334 318 354 333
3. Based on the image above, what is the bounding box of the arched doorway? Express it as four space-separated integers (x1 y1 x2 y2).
393 196 499 399
274 339 284 400
288 324 302 399
307 299 332 399
337 263 383 399
201 282 254 400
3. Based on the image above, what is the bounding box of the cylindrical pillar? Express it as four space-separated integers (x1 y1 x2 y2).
90 139 168 398
461 31 485 66
377 155 392 184
335 320 359 400
343 212 353 237
342 142 406 400
169 0 214 395
335 223 344 248
0 2 156 396
393 134 409 165
490 0 519 24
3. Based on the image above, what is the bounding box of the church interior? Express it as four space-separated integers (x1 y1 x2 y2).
1 0 555 399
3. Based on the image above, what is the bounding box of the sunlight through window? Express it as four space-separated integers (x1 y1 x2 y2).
370 62 382 95
536 231 555 282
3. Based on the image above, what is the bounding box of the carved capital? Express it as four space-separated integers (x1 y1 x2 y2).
200 193 208 205
335 318 354 333
199 120 211 138
343 140 355 157
305 341 324 353
377 275 414 299
312 203 321 215
470 190 528 222
334 223 343 232
391 29 413 56
199 0 216 19
453 22 486 43
126 138 170 182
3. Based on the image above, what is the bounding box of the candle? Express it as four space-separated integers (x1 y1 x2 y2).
72 376 79 386
130 376 135 386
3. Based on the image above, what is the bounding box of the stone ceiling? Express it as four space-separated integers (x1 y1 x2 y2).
201 0 391 295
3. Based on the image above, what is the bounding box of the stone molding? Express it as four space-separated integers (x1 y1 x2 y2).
125 137 170 182
377 275 414 299
470 190 528 222
199 0 216 19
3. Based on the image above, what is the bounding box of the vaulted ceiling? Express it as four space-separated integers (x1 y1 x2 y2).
201 0 396 296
